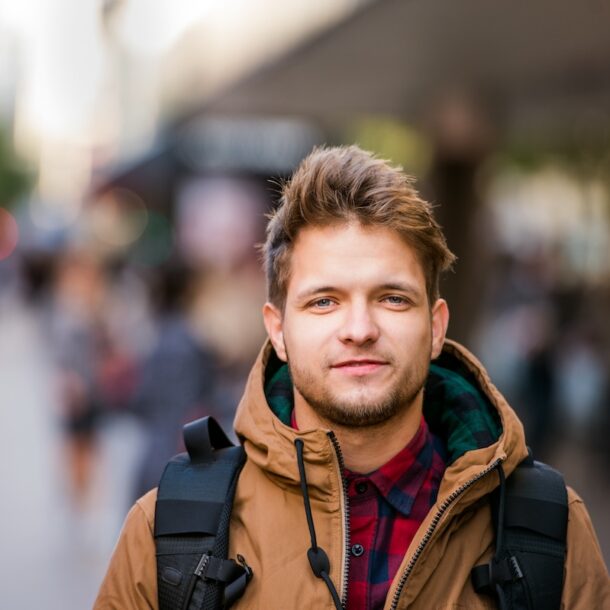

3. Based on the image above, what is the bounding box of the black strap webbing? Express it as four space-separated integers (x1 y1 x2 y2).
155 416 250 610
472 457 568 610
155 500 224 536
183 417 234 463
502 496 568 541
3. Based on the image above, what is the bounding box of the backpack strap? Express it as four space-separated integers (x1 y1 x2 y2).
472 454 568 610
155 417 250 610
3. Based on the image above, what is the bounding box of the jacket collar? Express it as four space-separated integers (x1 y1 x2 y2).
233 339 528 503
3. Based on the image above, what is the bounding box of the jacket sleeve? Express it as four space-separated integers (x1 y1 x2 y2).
561 487 610 609
93 489 158 610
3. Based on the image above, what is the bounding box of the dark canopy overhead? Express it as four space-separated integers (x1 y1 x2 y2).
203 0 610 135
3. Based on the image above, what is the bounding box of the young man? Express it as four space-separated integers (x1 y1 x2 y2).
95 146 609 609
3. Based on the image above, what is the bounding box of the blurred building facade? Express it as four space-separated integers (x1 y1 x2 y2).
0 1 609 607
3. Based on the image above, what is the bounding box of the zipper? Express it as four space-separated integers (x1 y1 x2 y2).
388 457 504 610
328 431 350 609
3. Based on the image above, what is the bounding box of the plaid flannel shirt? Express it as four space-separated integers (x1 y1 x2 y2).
343 417 446 609
266 361 500 610
287 410 446 609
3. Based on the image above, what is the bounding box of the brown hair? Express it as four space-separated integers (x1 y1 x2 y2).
262 145 455 308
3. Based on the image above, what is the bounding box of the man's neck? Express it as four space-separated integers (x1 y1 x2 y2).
293 393 424 473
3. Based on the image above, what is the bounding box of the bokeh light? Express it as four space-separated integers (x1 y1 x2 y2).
89 188 149 252
0 207 19 260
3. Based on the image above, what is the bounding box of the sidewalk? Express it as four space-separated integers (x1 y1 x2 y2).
0 301 144 609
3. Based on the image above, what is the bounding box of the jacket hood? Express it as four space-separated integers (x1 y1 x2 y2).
233 338 528 503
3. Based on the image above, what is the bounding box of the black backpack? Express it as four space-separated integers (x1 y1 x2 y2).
155 417 568 610
471 454 568 610
154 417 249 610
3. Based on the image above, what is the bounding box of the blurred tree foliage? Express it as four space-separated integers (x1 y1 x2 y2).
497 124 610 181
0 127 32 209
343 117 432 178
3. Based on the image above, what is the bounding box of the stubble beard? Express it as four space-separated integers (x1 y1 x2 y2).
288 352 431 429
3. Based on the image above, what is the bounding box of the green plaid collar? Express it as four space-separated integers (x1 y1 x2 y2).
265 361 294 427
424 363 501 463
264 354 501 465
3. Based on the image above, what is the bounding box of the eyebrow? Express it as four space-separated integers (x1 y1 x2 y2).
377 282 423 299
294 285 338 301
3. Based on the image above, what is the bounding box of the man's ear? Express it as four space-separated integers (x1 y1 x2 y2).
262 302 287 362
430 298 449 359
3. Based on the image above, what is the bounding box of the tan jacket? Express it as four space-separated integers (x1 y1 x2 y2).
95 340 609 609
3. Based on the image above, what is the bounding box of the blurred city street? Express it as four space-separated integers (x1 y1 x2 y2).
0 298 144 609
0 1 609 607
1 277 609 610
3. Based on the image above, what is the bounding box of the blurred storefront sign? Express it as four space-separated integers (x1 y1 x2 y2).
92 116 322 215
176 117 322 175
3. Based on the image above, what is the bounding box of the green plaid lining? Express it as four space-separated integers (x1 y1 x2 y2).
425 364 501 463
265 363 294 426
265 358 502 465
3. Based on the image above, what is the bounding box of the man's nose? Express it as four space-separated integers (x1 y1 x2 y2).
337 305 380 345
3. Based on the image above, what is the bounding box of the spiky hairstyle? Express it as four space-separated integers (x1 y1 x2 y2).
262 145 455 308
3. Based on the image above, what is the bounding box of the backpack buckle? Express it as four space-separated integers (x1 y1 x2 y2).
472 555 524 595
507 555 524 581
194 553 212 580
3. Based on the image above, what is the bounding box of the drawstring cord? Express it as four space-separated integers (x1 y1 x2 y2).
494 463 508 610
295 443 509 610
295 439 343 610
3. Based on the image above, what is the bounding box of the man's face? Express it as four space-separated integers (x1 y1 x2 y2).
263 222 449 429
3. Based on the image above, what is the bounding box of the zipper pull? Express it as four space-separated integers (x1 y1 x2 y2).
236 553 253 581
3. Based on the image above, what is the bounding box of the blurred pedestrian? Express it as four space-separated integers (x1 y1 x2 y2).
130 261 219 500
48 250 108 507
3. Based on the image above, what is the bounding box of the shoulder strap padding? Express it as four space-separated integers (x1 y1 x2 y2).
155 416 248 610
501 460 568 542
472 457 568 610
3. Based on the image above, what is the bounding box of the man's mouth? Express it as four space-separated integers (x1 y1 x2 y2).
330 359 388 376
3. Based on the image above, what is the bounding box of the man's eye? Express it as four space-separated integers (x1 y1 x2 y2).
383 296 408 305
312 298 334 308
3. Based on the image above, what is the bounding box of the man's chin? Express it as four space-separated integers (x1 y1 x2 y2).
333 385 392 407
323 405 401 429
316 393 405 429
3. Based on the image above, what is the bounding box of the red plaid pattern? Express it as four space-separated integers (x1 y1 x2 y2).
344 417 446 609
290 413 446 609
